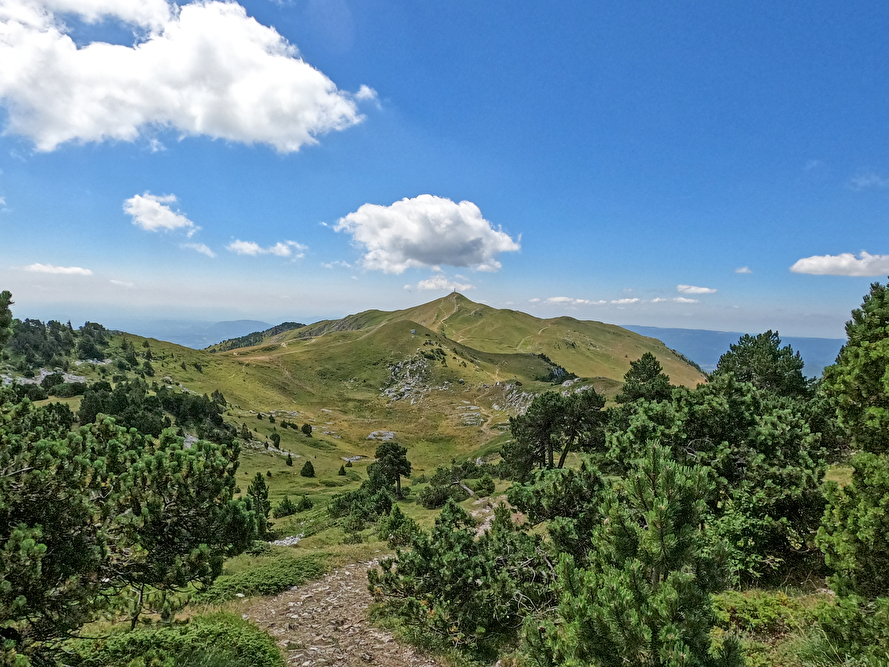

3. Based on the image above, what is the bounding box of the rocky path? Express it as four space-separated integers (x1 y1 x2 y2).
242 560 445 667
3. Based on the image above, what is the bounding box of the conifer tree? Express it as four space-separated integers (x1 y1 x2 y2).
246 472 271 538
616 352 673 404
529 444 742 667
300 460 315 477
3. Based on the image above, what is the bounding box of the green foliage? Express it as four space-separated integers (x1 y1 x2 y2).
369 500 554 655
285 453 293 466
269 432 280 447
376 504 420 547
72 612 283 667
338 464 346 476
300 460 315 477
472 472 495 497
713 330 810 398
193 554 327 603
616 351 673 404
507 461 605 566
503 388 606 479
823 279 889 455
301 423 312 437
372 442 412 498
527 444 742 667
713 589 807 637
77 378 235 444
246 472 271 538
296 494 313 511
0 291 12 349
608 375 829 584
272 495 299 518
0 391 256 663
816 452 889 658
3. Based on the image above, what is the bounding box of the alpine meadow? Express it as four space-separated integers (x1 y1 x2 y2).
2 2 889 666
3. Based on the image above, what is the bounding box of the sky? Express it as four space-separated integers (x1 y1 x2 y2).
1 1 888 338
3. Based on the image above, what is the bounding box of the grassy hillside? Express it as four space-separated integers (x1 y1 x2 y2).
269 293 704 387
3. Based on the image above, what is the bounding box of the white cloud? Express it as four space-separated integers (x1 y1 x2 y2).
227 239 306 257
321 259 351 269
651 297 698 303
544 296 594 305
124 192 197 236
110 279 134 288
181 242 215 257
0 0 369 152
849 171 889 190
335 194 520 274
735 266 752 274
404 274 474 291
790 251 889 277
37 0 172 30
528 298 540 303
24 262 92 275
611 298 640 304
677 284 717 294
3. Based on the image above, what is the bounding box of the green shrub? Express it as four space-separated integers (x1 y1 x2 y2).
193 554 327 603
300 460 315 477
73 613 283 667
296 495 313 512
338 464 346 476
713 589 807 637
376 504 420 547
471 473 495 497
272 496 299 519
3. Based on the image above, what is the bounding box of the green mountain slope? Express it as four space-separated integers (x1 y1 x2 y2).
276 293 704 388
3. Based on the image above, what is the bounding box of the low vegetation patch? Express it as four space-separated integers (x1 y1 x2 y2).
72 612 283 667
192 553 328 604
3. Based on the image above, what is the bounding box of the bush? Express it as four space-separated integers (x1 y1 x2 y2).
472 473 495 497
73 612 283 667
296 495 313 512
285 453 293 466
376 504 420 547
301 423 312 437
338 464 346 476
300 460 315 477
272 496 299 519
193 554 327 603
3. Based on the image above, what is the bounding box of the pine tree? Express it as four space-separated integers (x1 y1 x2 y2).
246 472 271 538
529 444 742 667
616 352 673 404
300 460 315 477
286 452 293 466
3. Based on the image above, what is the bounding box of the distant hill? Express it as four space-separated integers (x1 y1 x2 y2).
112 319 272 349
284 293 706 388
622 325 845 377
207 322 307 352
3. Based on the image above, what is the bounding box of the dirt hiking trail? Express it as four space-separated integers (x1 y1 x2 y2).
243 560 445 667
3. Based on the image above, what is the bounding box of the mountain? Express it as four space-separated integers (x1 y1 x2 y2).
622 325 845 377
290 293 706 388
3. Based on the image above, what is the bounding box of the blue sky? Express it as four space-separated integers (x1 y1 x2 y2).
1 0 888 338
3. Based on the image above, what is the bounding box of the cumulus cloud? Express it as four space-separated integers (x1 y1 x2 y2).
24 262 91 275
790 251 889 277
611 298 640 304
335 194 520 274
227 239 306 257
124 193 197 235
0 0 370 152
404 274 474 291
677 284 717 294
181 242 215 257
321 260 351 269
735 266 752 274
849 171 889 190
